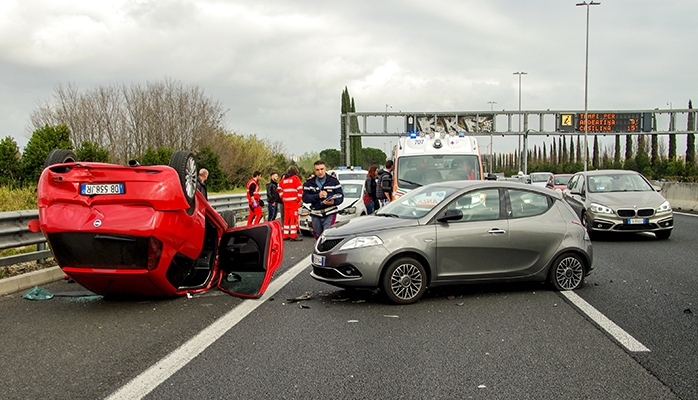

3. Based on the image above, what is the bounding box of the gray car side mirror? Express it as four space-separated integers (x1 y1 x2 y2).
437 209 463 222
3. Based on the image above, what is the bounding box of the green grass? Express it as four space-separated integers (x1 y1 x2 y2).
0 186 37 212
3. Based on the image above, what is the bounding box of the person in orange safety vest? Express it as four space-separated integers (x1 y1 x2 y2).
278 165 303 241
246 171 264 225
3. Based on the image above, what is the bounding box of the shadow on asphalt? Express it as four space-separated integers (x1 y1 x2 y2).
309 280 553 306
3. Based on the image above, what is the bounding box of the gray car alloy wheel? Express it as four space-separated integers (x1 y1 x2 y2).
382 257 426 304
550 253 585 290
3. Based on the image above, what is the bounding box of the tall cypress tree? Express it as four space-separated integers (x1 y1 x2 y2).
340 88 349 164
636 134 650 173
625 135 633 160
569 136 575 164
349 97 362 166
669 110 677 160
686 99 695 166
614 135 622 167
562 137 568 164
576 135 581 164
592 135 600 169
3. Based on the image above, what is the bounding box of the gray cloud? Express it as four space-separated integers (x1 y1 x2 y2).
0 0 696 158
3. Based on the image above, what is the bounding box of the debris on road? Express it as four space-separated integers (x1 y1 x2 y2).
22 286 53 300
286 291 313 303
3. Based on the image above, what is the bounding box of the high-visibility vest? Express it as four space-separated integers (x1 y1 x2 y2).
278 174 302 202
246 178 260 205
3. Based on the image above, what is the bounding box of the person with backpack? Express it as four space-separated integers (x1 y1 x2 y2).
376 160 394 206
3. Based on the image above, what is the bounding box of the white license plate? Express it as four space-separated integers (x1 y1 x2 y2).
80 183 125 195
627 218 647 224
312 254 325 266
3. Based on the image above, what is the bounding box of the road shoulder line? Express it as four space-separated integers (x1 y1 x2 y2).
561 290 650 353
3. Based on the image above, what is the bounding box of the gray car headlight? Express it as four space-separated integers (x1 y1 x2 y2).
589 202 614 215
339 236 383 250
656 200 671 214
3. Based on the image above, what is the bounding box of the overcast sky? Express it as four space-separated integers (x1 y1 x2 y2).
1 0 696 159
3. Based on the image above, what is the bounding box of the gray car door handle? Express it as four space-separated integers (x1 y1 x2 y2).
488 228 506 235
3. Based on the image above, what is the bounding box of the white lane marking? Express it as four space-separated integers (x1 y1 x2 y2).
106 255 312 400
561 291 650 353
674 211 698 217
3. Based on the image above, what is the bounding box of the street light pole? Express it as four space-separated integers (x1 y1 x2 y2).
577 1 600 171
513 72 527 172
487 101 497 173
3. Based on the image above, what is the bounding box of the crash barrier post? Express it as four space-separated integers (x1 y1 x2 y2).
0 193 263 267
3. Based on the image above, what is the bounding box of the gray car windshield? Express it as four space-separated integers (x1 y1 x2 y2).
376 185 458 219
587 174 653 193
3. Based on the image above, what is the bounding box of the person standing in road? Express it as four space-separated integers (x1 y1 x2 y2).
266 172 281 221
246 171 264 225
376 160 394 206
197 168 209 200
303 160 343 239
364 165 379 214
278 166 303 241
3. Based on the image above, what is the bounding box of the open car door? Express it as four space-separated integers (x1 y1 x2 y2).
216 220 283 298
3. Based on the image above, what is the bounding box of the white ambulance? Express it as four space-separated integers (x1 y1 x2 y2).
392 131 484 199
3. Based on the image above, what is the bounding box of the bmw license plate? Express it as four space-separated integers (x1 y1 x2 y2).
626 218 647 224
80 183 125 195
311 254 325 266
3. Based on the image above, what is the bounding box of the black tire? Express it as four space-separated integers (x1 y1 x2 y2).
655 230 672 240
581 212 596 240
219 210 236 228
548 252 585 291
168 151 197 216
381 257 427 305
44 149 77 168
301 229 313 237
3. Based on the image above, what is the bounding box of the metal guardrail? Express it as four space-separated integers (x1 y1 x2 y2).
0 193 259 268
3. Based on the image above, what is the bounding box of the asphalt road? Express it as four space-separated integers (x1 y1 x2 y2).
1 216 696 399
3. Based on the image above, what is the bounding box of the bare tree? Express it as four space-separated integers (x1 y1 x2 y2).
30 78 228 163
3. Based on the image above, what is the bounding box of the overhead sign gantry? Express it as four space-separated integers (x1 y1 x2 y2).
342 108 697 169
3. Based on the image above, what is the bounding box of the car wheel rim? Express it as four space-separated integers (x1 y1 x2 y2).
185 157 197 198
390 263 422 300
555 256 583 290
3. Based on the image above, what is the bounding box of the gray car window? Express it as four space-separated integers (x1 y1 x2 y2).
447 189 500 222
508 189 551 218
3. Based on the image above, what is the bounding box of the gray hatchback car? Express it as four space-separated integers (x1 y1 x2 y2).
310 181 593 304
562 170 673 239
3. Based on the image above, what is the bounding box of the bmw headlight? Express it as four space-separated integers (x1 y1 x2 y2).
589 202 614 215
656 200 671 214
339 236 383 250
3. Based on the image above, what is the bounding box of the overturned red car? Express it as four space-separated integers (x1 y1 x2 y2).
29 149 283 298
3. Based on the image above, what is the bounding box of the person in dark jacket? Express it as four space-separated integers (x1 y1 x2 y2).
196 168 209 200
376 160 394 206
302 160 343 238
266 172 281 221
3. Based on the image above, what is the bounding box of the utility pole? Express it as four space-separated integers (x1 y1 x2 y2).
513 72 527 172
487 101 497 173
576 1 600 171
